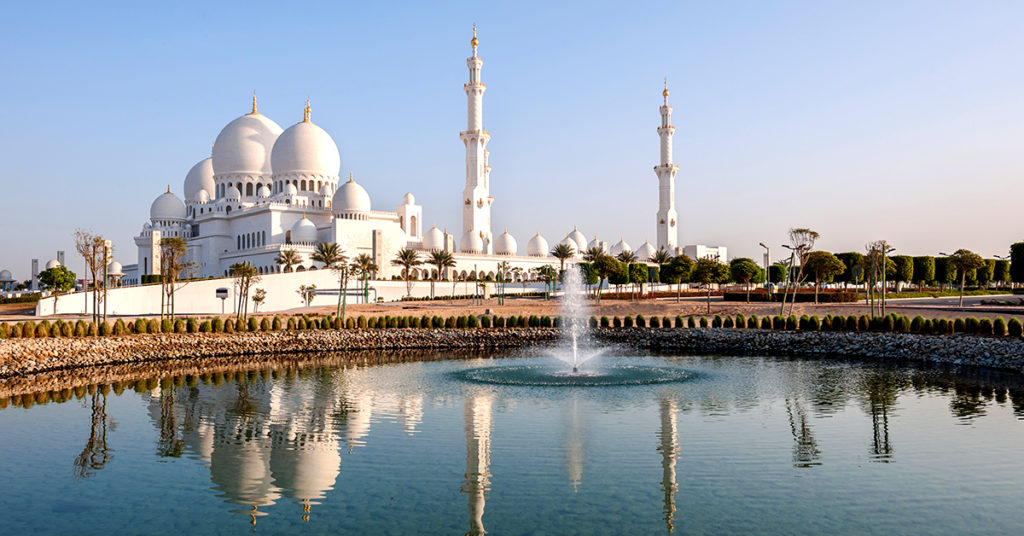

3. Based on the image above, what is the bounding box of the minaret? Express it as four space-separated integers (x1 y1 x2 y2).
655 79 679 252
460 25 494 253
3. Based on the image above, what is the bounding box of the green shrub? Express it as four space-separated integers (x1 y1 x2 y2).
299 317 310 330
224 319 235 333
922 319 934 334
390 316 401 329
0 323 8 339
74 322 86 337
747 315 758 329
613 316 622 328
543 316 554 328
286 316 297 330
771 316 783 330
187 317 199 333
675 315 685 328
453 316 464 328
174 319 185 333
49 323 61 337
421 315 431 328
530 315 540 327
442 317 453 328
695 317 705 328
786 315 797 330
869 316 883 331
910 315 924 333
248 317 259 332
212 318 224 332
199 320 211 333
735 314 745 329
588 316 598 328
635 314 646 328
810 316 821 331
1008 318 1023 337
977 318 993 336
601 316 610 328
271 316 281 330
688 316 697 328
406 316 416 328
798 315 811 330
430 316 441 328
260 318 270 331
712 315 722 328
35 323 49 338
9 324 22 338
468 315 480 328
477 315 490 328
623 315 634 328
723 316 734 328
365 317 376 329
159 318 170 333
663 316 672 328
821 315 832 331
953 318 965 333
88 322 98 336
964 317 979 334
857 315 869 332
649 316 660 328
22 321 35 339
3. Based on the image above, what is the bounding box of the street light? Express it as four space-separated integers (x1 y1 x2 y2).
758 242 770 292
779 244 796 315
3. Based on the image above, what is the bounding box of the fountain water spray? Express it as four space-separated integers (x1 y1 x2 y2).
558 265 597 373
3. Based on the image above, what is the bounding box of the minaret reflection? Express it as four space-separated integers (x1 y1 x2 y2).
786 398 820 467
461 392 494 536
564 396 584 493
657 397 680 533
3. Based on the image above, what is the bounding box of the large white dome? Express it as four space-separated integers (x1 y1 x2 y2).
422 225 445 251
212 112 283 176
292 216 318 244
494 230 517 256
183 158 215 202
332 176 371 214
557 235 578 255
567 227 587 252
587 236 605 253
527 232 549 257
636 241 657 261
107 261 123 276
460 229 483 253
271 120 340 177
609 238 632 257
45 259 61 270
150 189 187 221
0 269 12 281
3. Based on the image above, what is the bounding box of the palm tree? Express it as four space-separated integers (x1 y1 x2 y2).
275 249 301 273
428 249 456 298
550 243 575 278
350 253 378 303
495 261 511 305
391 248 423 297
311 242 348 317
651 247 673 266
616 250 638 264
582 246 605 263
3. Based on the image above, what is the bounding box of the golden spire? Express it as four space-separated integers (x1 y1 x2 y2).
663 78 669 98
303 98 311 123
471 24 478 47
249 90 258 115
166 184 171 194
348 171 354 182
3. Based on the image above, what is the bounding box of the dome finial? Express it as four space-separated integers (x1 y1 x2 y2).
250 90 258 115
166 184 171 194
663 78 669 102
303 98 311 123
348 171 354 183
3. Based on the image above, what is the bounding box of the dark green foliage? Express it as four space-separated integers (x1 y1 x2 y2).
688 316 697 328
912 256 936 285
161 318 172 333
286 316 297 330
636 314 646 328
272 316 282 330
892 255 914 283
50 323 61 337
747 315 759 329
1011 242 1024 283
810 316 821 331
978 318 993 336
224 319 235 333
541 316 552 328
711 315 722 328
993 317 1006 336
261 318 271 331
432 316 443 328
735 314 745 329
897 315 911 333
821 315 832 331
699 317 708 328
200 320 211 333
421 315 431 328
0 323 9 339
722 316 733 328
175 319 186 333
467 315 479 328
922 319 934 334
455 316 466 328
601 316 610 328
785 315 797 330
964 317 979 334
480 315 492 328
186 318 199 333
297 317 308 330
22 321 35 339
857 315 869 331
772 316 784 330
248 317 258 332
911 315 924 333
401 316 411 328
613 316 622 328
441 317 452 329
212 318 224 332
761 317 772 329
953 318 965 333
1008 318 1023 336
346 317 355 329
623 315 634 328
663 317 672 328
798 315 811 330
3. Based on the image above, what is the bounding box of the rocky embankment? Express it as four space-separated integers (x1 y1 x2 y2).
2 327 1023 379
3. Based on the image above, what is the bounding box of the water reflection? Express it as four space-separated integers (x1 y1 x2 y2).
658 396 680 533
461 392 493 536
74 389 114 479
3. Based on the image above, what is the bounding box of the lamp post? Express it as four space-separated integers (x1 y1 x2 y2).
780 244 796 315
994 254 1009 290
758 242 770 293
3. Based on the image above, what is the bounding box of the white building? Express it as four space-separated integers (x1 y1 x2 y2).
682 245 728 262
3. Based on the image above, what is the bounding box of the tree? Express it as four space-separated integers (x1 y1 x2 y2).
297 284 317 307
74 229 105 325
38 265 76 312
251 288 266 313
312 242 349 316
391 248 422 297
863 242 896 316
275 249 301 273
912 256 935 289
628 263 649 298
351 253 378 303
835 252 864 288
582 246 605 264
496 260 512 304
994 259 1011 288
427 249 456 298
650 247 673 266
228 262 260 322
534 265 558 299
977 259 996 288
804 251 846 303
592 254 619 304
691 257 729 314
550 243 575 278
769 263 788 284
934 257 956 291
729 258 761 303
891 255 914 290
1011 242 1024 286
160 237 196 321
784 228 820 315
948 249 986 308
662 254 694 302
616 250 638 264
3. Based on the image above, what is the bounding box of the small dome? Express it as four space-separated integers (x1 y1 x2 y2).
257 185 270 198
224 185 241 201
609 238 632 257
422 225 445 251
460 229 483 253
636 241 657 261
402 191 415 204
150 189 187 221
184 158 215 202
212 112 283 176
0 269 12 281
587 236 605 253
143 222 152 231
198 190 211 203
567 227 587 252
527 232 549 257
107 261 123 276
558 235 578 255
494 230 517 256
292 216 318 243
45 259 61 270
284 182 298 196
319 184 331 197
271 119 341 177
332 176 371 214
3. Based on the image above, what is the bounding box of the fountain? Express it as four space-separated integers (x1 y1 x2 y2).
557 265 595 374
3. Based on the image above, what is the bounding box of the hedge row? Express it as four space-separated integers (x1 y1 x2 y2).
2 313 1021 339
722 290 861 303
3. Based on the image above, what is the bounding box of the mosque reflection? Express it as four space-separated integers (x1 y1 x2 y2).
3 355 1024 531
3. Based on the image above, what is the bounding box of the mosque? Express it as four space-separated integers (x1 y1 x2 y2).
119 28 701 288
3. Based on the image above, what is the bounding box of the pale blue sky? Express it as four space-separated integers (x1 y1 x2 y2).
2 1 1023 279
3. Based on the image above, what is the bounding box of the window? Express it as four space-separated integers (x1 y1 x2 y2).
246 183 253 197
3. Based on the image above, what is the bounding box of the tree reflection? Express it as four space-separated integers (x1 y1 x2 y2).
859 371 906 462
73 391 114 479
786 399 820 467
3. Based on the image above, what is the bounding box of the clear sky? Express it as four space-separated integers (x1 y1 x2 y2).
2 1 1023 280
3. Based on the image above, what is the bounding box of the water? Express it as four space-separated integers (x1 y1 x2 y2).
2 351 1024 535
558 265 600 372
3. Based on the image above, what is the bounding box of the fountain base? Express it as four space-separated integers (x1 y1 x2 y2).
454 364 696 387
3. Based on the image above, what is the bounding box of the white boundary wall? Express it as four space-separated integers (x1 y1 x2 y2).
35 269 554 316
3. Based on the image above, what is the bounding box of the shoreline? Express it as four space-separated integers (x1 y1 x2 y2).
2 327 1023 382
